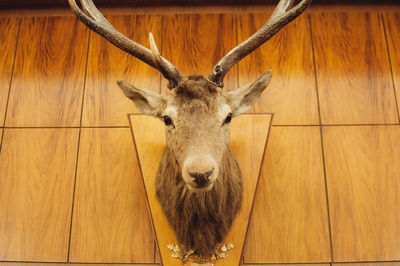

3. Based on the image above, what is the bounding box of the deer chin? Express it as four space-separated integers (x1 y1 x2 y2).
186 182 215 193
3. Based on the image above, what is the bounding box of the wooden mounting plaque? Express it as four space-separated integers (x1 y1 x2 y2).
129 114 272 265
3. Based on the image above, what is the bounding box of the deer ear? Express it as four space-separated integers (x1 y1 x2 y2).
117 80 166 117
226 70 272 116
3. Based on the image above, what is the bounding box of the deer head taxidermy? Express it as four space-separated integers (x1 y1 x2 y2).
69 0 311 262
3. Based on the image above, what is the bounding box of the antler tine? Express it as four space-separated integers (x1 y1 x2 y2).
68 0 183 88
272 0 295 16
208 0 312 87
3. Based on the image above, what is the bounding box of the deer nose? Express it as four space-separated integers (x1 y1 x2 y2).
189 169 213 187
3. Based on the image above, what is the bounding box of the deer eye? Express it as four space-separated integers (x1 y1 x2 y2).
224 113 232 124
163 116 173 126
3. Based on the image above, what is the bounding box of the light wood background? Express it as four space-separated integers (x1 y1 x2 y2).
0 4 400 266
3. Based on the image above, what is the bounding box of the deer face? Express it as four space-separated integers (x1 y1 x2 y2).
118 71 272 193
162 76 230 193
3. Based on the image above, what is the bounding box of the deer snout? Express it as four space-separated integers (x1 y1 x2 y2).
182 155 218 192
189 169 213 187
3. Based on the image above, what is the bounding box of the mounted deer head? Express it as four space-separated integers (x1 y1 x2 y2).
69 0 311 260
68 0 311 194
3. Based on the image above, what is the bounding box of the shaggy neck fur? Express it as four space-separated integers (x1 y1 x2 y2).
155 144 243 257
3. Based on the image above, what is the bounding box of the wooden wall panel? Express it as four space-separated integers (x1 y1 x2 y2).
335 263 400 266
0 129 79 261
311 12 398 125
244 127 331 263
155 242 160 264
384 12 400 121
6 17 88 127
323 126 400 261
69 128 154 263
238 14 319 125
0 262 159 266
0 0 398 8
0 18 19 126
83 15 162 127
245 264 329 266
161 14 237 93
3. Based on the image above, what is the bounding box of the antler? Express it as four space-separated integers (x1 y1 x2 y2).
68 0 183 88
208 0 312 87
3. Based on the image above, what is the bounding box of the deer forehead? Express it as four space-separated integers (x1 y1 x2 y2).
164 98 230 122
165 78 225 120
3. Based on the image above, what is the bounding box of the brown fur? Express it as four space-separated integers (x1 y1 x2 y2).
174 75 219 101
156 146 243 257
154 76 243 257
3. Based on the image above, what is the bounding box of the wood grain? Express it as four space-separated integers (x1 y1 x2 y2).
6 17 88 127
333 262 400 266
384 12 400 121
83 15 162 127
155 242 160 263
161 14 237 93
237 14 319 125
0 18 19 126
0 262 159 266
0 128 79 261
130 114 271 265
244 126 331 263
69 128 154 263
311 12 398 125
4 6 400 18
245 264 329 266
323 126 400 261
6 0 398 9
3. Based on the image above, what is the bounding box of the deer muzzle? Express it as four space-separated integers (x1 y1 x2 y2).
182 155 219 193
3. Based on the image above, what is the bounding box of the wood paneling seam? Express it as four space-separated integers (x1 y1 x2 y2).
1 18 21 128
66 28 91 263
127 116 161 265
319 125 334 262
307 14 322 125
381 13 400 124
0 18 20 156
242 113 274 263
235 13 239 92
159 15 164 95
66 128 82 260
